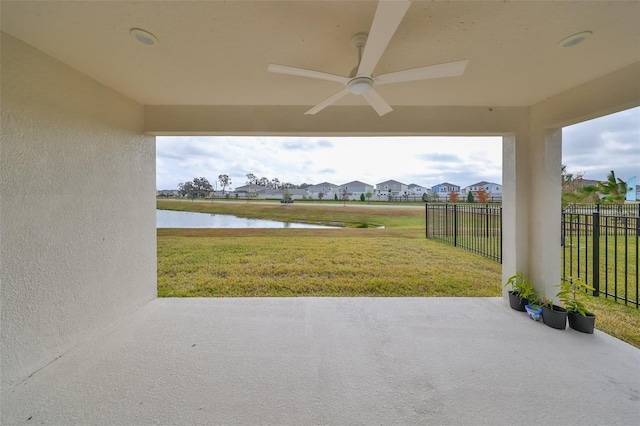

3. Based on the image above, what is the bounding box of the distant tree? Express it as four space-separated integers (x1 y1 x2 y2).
448 191 460 203
318 192 324 202
192 177 213 198
340 187 349 206
476 189 490 203
179 177 212 199
178 181 196 199
334 193 338 201
245 173 257 185
270 178 281 190
561 164 573 192
562 165 601 205
258 177 270 187
359 193 365 202
422 193 429 202
218 174 231 195
467 192 475 203
365 191 373 204
566 184 601 205
598 170 628 203
299 183 310 189
403 191 409 202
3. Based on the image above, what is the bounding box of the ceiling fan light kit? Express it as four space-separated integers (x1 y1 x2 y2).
267 0 469 116
348 77 373 95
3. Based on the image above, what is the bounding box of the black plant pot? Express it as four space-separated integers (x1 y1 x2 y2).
508 291 528 312
541 305 568 330
568 311 596 334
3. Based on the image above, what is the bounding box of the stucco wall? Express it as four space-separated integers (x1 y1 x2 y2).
0 33 156 390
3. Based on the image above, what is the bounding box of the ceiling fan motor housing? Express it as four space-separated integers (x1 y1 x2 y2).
348 77 374 95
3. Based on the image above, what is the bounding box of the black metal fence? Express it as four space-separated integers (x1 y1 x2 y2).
562 212 639 308
563 203 640 217
425 203 502 263
424 202 639 308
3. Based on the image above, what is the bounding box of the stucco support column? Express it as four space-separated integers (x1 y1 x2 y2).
501 134 530 297
528 127 562 301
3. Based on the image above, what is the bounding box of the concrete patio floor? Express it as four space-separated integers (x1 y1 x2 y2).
3 297 639 425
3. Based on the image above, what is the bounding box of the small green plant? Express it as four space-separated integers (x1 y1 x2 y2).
557 278 595 316
523 287 541 309
505 272 540 307
504 272 527 294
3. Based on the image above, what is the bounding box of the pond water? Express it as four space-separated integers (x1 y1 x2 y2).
156 209 339 229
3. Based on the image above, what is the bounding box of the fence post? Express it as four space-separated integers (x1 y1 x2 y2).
453 204 458 247
485 204 489 238
445 203 449 241
425 202 428 238
499 206 503 264
592 212 600 297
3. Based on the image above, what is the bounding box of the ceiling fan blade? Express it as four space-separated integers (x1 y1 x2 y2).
357 0 411 77
268 64 349 85
374 60 469 85
305 87 351 115
363 88 393 116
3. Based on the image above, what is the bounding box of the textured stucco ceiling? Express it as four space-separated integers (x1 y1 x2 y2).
2 0 639 108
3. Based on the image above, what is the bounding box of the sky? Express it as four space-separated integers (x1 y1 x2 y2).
156 106 639 191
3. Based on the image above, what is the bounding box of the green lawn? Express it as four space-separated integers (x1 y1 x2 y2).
158 228 501 297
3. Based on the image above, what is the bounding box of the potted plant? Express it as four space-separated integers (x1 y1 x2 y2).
557 278 596 334
523 290 543 321
541 296 568 330
504 272 531 312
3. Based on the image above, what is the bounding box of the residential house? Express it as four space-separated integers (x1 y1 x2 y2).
408 184 431 200
156 189 179 197
461 181 503 202
337 181 375 201
375 180 408 199
233 184 268 198
431 182 461 201
307 182 338 200
271 188 308 200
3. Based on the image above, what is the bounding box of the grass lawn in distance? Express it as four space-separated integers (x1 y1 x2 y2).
158 228 501 297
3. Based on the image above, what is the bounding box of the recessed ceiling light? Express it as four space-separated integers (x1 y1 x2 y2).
130 28 158 46
558 31 592 48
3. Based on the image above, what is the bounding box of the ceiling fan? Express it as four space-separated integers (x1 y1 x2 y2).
267 0 469 116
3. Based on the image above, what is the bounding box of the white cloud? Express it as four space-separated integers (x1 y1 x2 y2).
563 106 640 182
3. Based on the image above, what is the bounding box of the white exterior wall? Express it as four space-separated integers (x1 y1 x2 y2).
1 34 157 390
